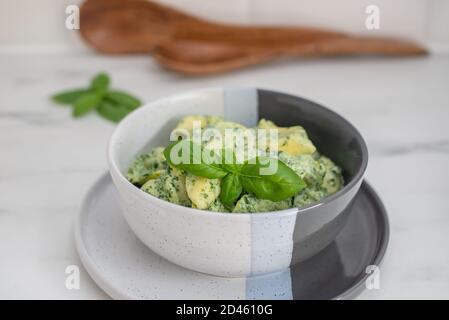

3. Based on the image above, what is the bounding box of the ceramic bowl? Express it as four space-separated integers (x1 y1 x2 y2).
107 87 368 278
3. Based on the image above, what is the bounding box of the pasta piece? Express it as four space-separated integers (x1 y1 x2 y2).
141 168 191 206
233 194 291 213
175 115 208 132
126 147 167 186
278 152 326 187
258 119 316 156
293 186 327 208
209 120 247 132
186 174 221 209
319 156 344 195
207 198 230 213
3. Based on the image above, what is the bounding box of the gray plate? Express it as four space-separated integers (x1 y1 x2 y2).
75 173 389 300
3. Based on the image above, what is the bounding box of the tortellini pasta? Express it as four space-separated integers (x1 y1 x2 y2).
127 116 344 213
278 152 326 187
319 156 344 195
126 147 167 186
258 119 316 156
207 198 230 213
141 167 191 207
293 186 327 208
185 174 221 210
174 115 208 133
233 194 291 213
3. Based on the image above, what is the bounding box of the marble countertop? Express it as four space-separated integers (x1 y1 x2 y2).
0 52 448 299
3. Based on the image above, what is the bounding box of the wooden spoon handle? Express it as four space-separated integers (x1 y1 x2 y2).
281 36 427 56
174 24 346 47
156 36 426 63
153 37 427 75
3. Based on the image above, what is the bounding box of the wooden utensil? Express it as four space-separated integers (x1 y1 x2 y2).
153 38 427 75
80 0 352 53
151 41 275 75
79 0 427 75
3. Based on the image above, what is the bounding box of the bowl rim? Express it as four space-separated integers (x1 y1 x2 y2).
107 86 368 218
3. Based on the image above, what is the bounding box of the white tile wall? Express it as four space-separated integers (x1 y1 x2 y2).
157 0 251 24
0 0 448 52
0 0 84 52
248 0 429 42
427 0 449 52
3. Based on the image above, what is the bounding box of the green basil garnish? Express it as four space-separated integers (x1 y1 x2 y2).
220 173 243 207
164 141 305 203
240 157 306 201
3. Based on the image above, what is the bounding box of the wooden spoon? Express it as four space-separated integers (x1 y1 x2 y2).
79 0 348 53
153 38 427 75
153 41 277 75
79 0 427 75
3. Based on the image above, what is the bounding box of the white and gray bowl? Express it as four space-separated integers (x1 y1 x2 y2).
107 87 368 278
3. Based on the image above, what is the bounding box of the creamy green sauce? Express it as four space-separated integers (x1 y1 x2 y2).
126 116 344 213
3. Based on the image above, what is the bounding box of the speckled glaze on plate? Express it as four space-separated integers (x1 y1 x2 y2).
75 173 389 300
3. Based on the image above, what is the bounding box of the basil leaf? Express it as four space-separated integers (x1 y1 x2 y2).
90 73 110 95
72 92 103 117
220 173 243 207
51 89 90 104
164 140 228 179
106 90 141 110
240 157 306 202
97 100 130 123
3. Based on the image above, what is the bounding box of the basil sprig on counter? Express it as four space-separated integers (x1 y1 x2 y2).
164 140 306 207
51 72 142 123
